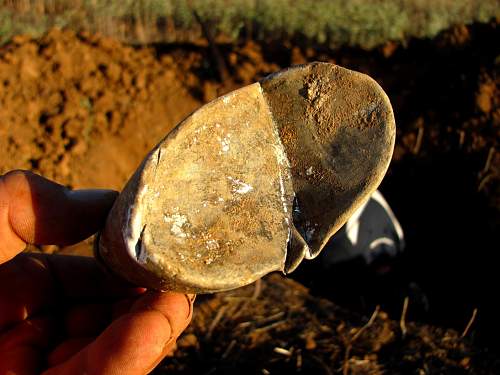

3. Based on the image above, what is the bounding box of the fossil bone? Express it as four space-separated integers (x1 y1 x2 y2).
96 62 396 293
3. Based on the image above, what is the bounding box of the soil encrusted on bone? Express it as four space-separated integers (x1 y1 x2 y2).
262 63 395 259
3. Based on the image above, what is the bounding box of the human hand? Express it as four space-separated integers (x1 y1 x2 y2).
0 171 194 375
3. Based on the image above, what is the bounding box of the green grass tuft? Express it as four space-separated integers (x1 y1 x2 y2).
0 0 498 48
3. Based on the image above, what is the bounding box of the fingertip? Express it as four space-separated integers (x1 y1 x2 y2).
130 291 193 338
0 171 32 262
1 170 37 188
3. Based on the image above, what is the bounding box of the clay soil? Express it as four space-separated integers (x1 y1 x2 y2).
0 21 498 374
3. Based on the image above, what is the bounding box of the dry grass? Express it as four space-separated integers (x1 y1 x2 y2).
0 0 498 47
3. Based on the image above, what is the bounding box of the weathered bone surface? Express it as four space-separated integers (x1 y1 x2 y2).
97 62 396 293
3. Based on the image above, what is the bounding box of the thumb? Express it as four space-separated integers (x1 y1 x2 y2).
0 170 118 264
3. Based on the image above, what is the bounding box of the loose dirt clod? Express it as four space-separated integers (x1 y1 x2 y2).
97 63 395 293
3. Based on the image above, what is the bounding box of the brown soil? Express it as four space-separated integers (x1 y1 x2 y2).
0 29 200 190
0 21 498 373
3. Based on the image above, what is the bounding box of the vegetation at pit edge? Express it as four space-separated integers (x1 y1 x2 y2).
0 0 498 48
